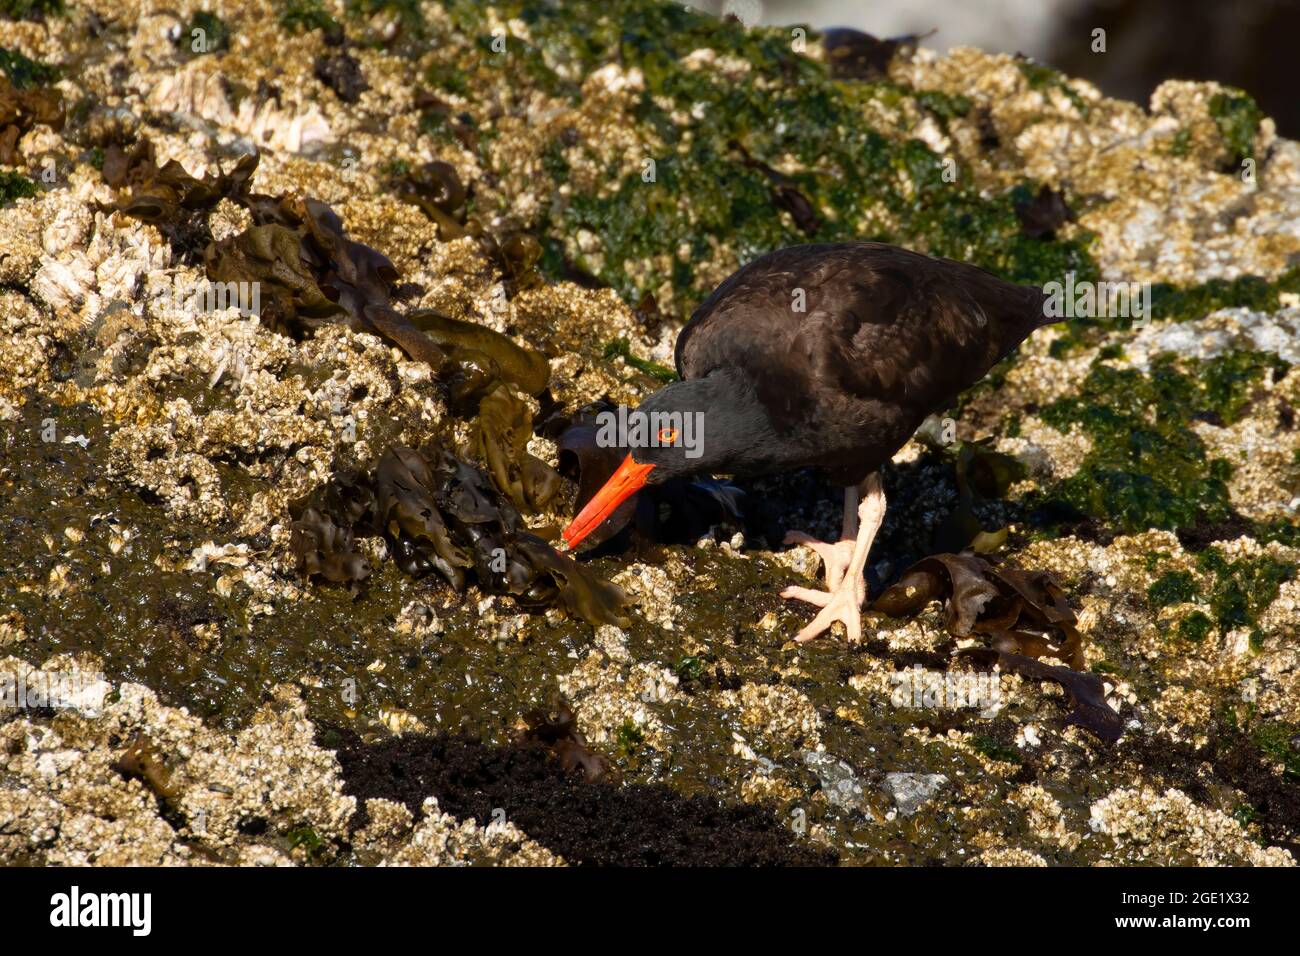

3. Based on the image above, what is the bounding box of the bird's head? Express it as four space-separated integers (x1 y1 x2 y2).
561 371 772 549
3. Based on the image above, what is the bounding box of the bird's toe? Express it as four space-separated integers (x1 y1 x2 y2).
786 580 864 643
779 584 832 607
783 531 855 591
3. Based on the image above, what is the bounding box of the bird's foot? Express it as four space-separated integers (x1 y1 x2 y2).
780 574 865 643
780 530 866 642
782 529 857 592
778 474 886 644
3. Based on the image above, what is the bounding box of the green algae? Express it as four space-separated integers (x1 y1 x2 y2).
1151 267 1300 321
972 735 1021 764
1177 610 1213 642
1167 128 1192 158
1036 351 1287 534
603 338 677 383
0 170 37 205
1208 89 1263 167
1195 547 1296 633
277 0 341 36
1047 267 1300 358
0 0 62 20
181 11 231 54
1145 546 1296 641
348 0 425 31
1253 721 1300 781
1016 59 1090 118
418 0 1098 315
1148 570 1196 608
0 46 59 89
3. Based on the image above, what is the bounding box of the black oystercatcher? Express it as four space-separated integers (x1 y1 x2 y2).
562 242 1051 642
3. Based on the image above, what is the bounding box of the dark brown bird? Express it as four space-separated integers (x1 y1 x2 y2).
562 242 1051 642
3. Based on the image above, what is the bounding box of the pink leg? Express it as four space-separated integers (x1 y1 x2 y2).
779 474 886 642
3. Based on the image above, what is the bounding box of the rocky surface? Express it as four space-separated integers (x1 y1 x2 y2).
1 0 1297 866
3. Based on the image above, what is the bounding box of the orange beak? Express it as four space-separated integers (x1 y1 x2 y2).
562 453 655 550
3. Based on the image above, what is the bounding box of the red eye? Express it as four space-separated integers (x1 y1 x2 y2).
657 427 678 443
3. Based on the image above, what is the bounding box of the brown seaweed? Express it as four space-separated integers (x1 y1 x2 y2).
112 734 180 802
821 28 929 80
387 159 467 227
386 161 543 292
730 140 820 236
1015 185 1076 240
513 533 631 627
289 507 371 586
517 698 610 783
314 51 368 104
292 441 630 627
476 384 562 514
872 552 1084 668
103 140 257 223
958 648 1124 743
407 309 550 396
872 553 1121 741
203 193 447 367
0 73 64 166
101 150 449 366
374 445 473 589
910 434 1027 553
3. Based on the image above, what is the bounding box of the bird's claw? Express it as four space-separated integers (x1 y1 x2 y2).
782 530 855 591
780 578 864 643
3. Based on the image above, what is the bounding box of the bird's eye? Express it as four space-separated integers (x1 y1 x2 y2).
657 427 679 444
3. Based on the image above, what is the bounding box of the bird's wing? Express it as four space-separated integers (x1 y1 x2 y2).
676 243 1040 425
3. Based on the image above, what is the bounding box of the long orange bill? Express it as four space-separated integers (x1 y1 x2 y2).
562 453 655 549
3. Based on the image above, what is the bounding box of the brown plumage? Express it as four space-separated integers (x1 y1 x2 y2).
673 242 1049 485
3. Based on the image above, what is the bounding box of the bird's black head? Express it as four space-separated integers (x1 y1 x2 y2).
562 369 777 548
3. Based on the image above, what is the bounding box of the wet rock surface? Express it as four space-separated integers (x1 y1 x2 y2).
1 0 1297 866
